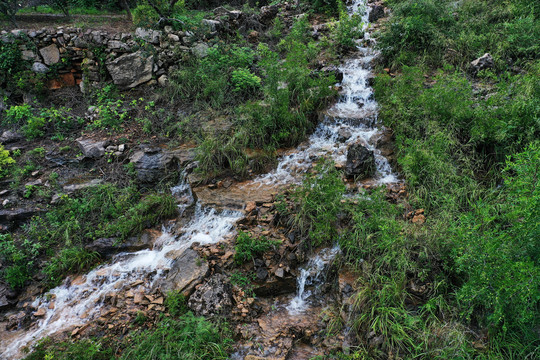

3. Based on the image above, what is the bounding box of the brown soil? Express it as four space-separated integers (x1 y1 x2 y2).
1 14 133 33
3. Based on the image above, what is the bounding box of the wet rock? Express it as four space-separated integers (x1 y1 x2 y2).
33 307 47 317
159 248 209 295
0 208 44 224
368 5 385 23
344 143 375 179
471 53 494 73
39 44 60 65
188 274 233 317
106 50 154 89
32 62 49 74
76 137 108 159
0 282 18 309
129 148 178 183
0 130 23 143
337 127 352 142
84 234 154 257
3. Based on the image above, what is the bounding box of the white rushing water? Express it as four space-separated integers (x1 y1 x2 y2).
287 247 340 315
2 1 397 357
256 0 398 186
1 178 242 359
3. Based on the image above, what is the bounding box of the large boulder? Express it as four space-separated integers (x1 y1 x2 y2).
129 148 176 183
470 53 494 73
344 143 376 179
76 137 109 159
39 44 60 65
106 50 154 89
159 248 209 295
129 147 195 183
188 274 233 317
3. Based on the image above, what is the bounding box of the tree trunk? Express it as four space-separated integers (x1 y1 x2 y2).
120 0 131 21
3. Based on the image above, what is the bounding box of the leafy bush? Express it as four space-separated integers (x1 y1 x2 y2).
3 104 33 126
0 144 15 178
234 231 281 264
0 234 41 289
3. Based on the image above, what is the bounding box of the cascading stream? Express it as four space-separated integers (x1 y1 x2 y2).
1 176 242 359
2 1 397 358
256 0 398 187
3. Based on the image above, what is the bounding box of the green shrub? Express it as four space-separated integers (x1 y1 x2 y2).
119 313 232 360
234 231 281 264
286 161 345 247
132 4 159 27
0 234 41 289
231 68 261 94
452 143 540 334
4 104 33 126
0 144 15 178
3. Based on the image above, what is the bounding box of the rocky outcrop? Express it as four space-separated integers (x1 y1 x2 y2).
188 274 233 317
76 137 109 159
159 248 209 295
470 53 494 73
106 50 154 89
0 130 23 144
344 143 375 179
84 232 155 257
0 282 18 309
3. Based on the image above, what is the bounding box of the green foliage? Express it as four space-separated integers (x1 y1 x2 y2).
0 144 15 178
452 143 540 335
23 337 113 360
165 290 188 317
0 234 41 289
3 185 177 288
286 161 345 247
0 37 25 87
43 247 100 286
305 0 339 15
4 103 33 126
231 68 261 94
195 133 248 178
229 271 255 298
378 0 539 68
132 4 159 28
234 231 280 264
170 44 259 108
119 313 232 360
332 1 363 51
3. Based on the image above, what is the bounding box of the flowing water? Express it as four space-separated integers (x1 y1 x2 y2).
0 177 242 359
256 1 397 187
287 247 340 315
1 0 398 358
